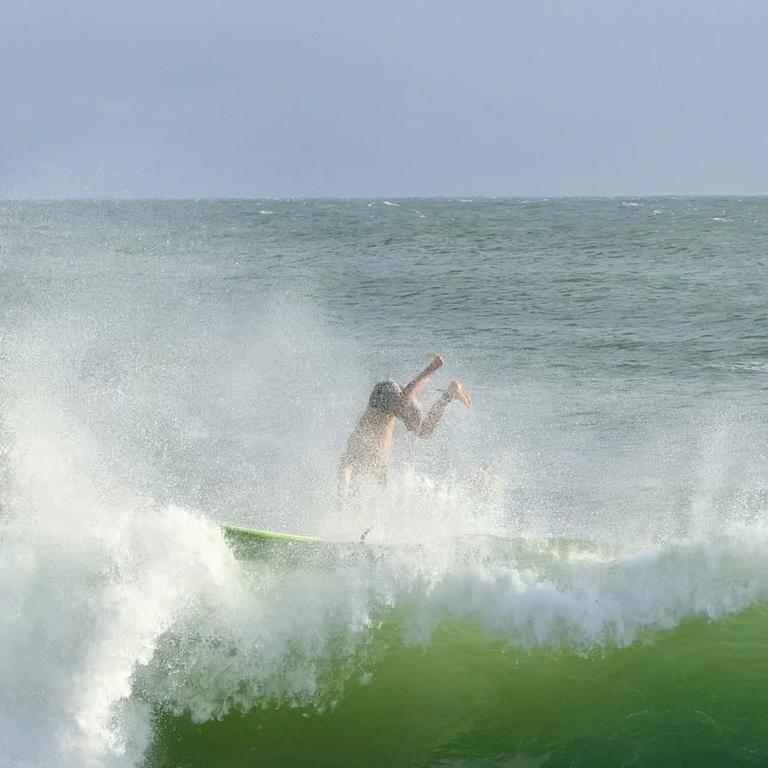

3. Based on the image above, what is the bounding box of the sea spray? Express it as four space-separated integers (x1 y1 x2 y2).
0 465 238 767
0 331 239 766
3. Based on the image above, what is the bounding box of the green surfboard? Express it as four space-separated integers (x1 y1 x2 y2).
222 524 324 558
222 525 321 544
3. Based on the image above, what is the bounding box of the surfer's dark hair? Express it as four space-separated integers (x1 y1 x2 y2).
368 380 403 414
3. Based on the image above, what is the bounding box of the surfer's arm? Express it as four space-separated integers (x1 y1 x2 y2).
402 355 443 398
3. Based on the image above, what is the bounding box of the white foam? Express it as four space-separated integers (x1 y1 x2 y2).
0 461 237 767
0 336 241 767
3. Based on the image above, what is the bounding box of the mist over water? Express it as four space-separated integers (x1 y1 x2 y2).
2 198 768 767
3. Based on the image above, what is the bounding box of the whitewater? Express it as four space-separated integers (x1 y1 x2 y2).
2 198 768 767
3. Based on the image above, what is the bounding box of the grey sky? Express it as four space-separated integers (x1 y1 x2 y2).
2 0 767 198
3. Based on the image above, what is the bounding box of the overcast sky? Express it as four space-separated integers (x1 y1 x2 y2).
2 0 767 198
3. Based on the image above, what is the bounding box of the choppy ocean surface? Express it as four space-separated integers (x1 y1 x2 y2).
2 198 768 767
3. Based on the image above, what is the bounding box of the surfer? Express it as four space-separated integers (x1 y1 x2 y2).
338 355 471 492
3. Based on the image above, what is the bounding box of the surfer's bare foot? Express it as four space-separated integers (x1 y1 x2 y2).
447 379 471 407
427 355 444 373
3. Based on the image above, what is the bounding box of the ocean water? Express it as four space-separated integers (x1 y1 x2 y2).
2 197 768 767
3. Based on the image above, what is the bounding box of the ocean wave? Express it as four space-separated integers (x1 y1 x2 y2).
140 526 768 767
140 525 768 719
6 472 768 768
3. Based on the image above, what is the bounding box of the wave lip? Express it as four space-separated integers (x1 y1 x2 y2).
410 529 768 648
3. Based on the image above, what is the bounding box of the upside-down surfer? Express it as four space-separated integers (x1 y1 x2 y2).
338 355 471 492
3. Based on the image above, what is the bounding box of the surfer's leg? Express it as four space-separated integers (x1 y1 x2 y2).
402 355 444 398
417 379 471 438
416 392 452 437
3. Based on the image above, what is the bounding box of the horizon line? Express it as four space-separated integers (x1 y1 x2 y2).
3 193 768 203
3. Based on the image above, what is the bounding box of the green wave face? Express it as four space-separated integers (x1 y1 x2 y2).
147 603 768 767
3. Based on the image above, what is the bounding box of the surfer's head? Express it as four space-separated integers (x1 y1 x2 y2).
368 380 404 415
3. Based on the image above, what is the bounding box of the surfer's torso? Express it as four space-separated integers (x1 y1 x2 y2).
341 407 398 476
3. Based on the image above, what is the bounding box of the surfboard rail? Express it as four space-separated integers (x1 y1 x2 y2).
222 524 322 545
